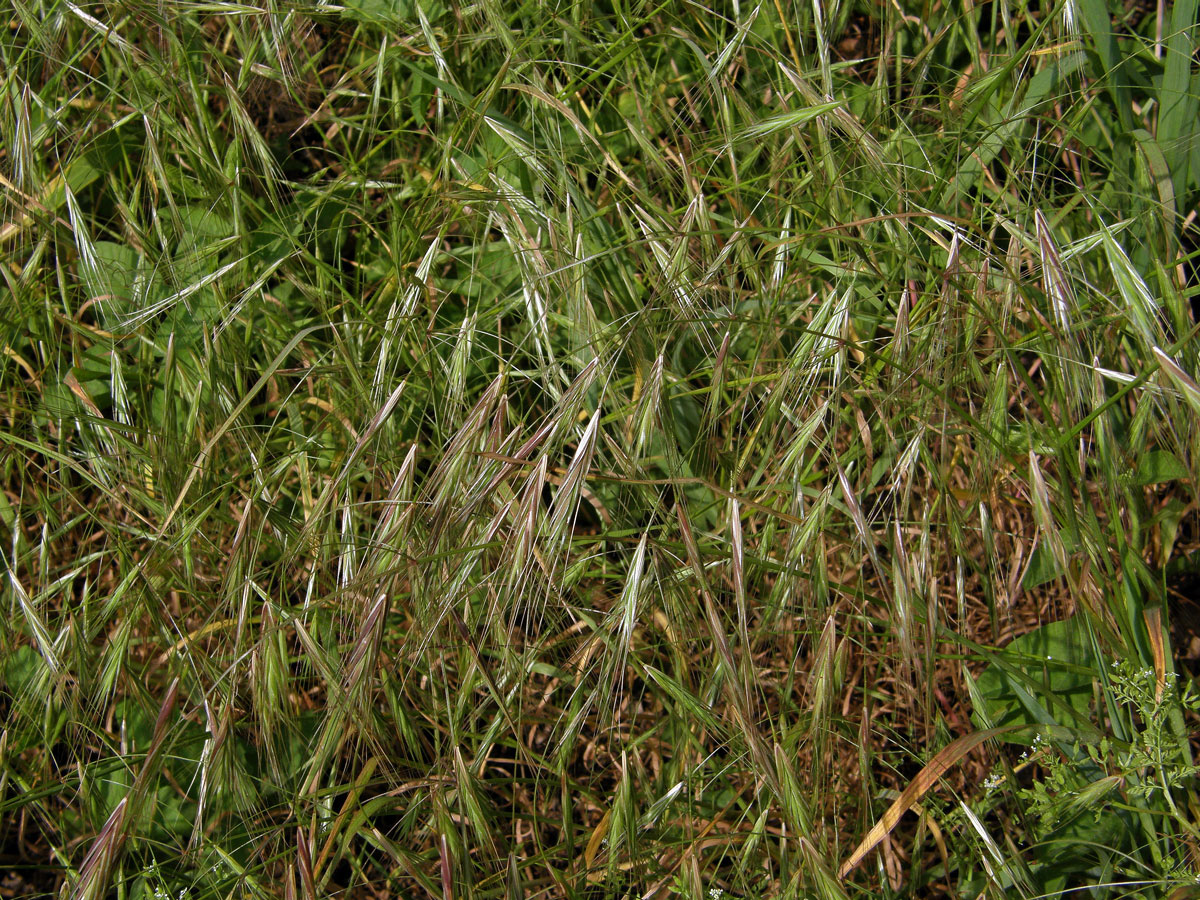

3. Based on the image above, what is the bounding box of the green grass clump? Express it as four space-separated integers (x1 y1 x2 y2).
2 0 1200 897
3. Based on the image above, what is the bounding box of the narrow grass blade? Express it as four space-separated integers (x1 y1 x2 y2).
839 726 1021 877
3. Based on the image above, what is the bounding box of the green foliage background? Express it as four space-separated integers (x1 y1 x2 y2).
1 0 1199 897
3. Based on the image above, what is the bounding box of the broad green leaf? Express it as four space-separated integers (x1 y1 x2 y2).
1023 542 1064 589
1134 449 1188 485
976 616 1101 726
1157 0 1200 202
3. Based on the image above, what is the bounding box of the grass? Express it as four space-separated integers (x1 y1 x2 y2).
1 0 1199 897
